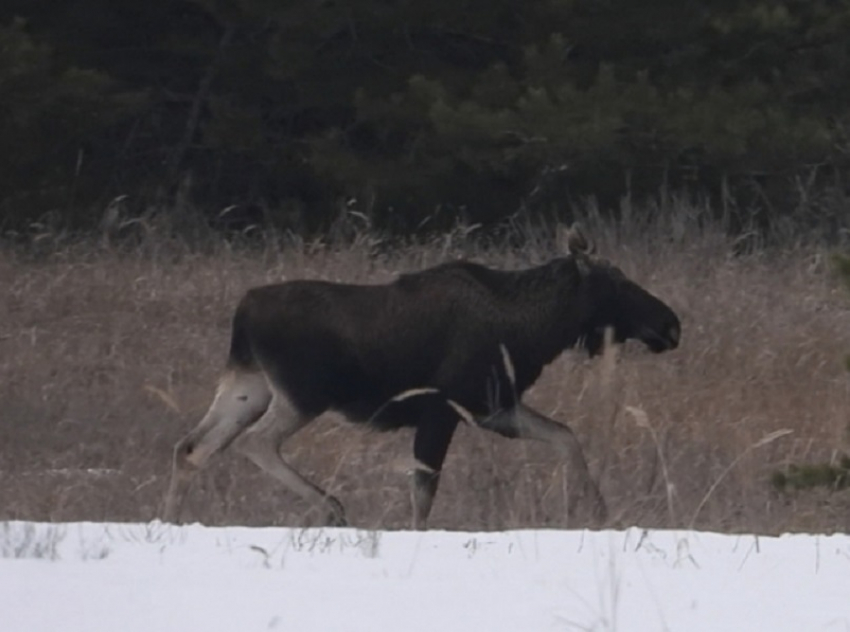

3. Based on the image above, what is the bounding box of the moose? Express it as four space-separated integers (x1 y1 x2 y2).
163 225 681 529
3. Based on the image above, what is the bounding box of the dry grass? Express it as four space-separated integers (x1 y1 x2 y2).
1 210 849 534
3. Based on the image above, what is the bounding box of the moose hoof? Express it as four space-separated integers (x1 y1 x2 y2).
591 498 609 526
328 514 348 527
326 496 348 527
583 486 609 527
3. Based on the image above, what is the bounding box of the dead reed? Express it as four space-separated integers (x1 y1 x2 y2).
1 206 849 534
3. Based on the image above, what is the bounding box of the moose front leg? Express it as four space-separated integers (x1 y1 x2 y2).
410 404 460 530
479 404 608 525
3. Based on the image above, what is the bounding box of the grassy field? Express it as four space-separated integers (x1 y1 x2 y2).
2 208 849 534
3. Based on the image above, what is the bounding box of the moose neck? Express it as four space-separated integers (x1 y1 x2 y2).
491 257 591 392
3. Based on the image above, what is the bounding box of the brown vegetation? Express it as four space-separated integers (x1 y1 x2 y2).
1 210 849 534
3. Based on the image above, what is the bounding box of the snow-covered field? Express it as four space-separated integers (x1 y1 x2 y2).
1 521 849 631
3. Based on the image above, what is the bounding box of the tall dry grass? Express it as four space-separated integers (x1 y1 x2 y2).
1 203 849 534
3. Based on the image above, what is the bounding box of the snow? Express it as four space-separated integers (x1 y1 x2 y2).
1 521 849 631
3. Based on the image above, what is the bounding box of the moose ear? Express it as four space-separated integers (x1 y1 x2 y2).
563 223 587 254
561 223 594 277
561 222 596 256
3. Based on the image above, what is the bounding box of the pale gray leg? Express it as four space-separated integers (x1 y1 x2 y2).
233 393 347 526
479 403 608 524
163 371 272 523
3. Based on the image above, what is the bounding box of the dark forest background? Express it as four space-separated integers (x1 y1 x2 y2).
2 0 850 236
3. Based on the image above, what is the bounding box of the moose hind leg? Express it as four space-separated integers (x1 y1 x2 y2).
480 404 608 525
233 393 347 527
411 403 460 530
163 371 272 523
